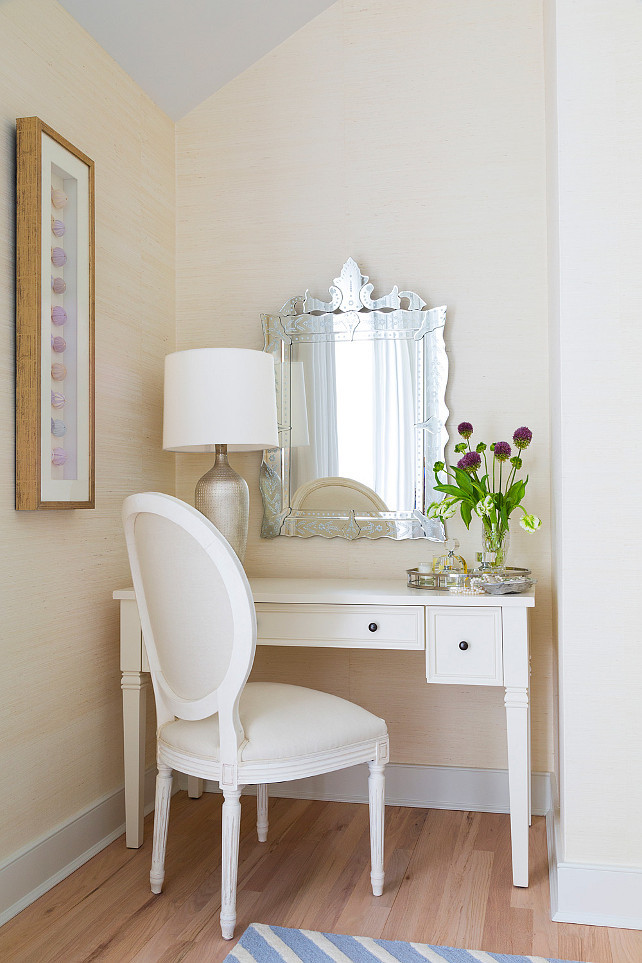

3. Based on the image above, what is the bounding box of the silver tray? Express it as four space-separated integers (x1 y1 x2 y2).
406 568 467 591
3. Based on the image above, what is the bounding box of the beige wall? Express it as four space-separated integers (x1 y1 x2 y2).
550 0 642 867
0 0 174 861
176 0 553 773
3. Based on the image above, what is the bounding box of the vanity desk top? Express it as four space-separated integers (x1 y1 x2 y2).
114 577 535 607
248 576 535 607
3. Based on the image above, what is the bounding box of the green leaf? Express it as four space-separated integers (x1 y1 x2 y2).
433 484 465 499
451 467 475 494
460 501 473 529
507 479 525 500
504 479 525 514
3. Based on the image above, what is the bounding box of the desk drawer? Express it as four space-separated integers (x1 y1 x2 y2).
427 606 503 685
255 603 425 650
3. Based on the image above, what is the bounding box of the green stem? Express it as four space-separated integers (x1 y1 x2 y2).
505 465 515 495
505 457 521 495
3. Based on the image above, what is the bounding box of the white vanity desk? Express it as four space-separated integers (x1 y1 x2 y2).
114 577 534 887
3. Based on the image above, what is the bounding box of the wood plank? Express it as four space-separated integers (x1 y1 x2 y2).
556 923 614 963
430 812 493 950
607 925 642 963
480 811 533 956
511 815 560 960
334 806 428 938
381 808 465 942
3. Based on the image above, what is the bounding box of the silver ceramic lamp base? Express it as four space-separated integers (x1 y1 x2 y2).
195 444 249 562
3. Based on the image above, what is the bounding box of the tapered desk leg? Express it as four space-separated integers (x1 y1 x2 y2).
188 777 203 798
502 606 531 887
121 670 148 848
505 684 530 886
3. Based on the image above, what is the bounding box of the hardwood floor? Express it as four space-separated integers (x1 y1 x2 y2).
1 792 640 962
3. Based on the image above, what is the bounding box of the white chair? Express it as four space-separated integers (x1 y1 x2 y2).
122 492 389 940
290 476 390 513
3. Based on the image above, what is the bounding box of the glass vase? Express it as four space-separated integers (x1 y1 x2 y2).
480 525 510 572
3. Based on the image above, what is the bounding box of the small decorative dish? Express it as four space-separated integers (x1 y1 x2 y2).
471 573 537 595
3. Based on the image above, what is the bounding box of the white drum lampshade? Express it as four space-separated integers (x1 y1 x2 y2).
163 348 279 560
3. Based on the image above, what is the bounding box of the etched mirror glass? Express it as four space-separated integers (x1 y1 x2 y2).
260 258 449 540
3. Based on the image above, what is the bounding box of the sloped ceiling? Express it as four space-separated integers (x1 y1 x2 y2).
57 0 336 120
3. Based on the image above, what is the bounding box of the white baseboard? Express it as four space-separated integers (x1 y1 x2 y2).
547 801 642 930
178 762 552 817
0 767 157 928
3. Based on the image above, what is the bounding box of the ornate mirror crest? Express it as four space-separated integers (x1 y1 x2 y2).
260 258 449 540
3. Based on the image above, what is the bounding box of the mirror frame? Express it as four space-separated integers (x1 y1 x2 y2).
260 258 449 540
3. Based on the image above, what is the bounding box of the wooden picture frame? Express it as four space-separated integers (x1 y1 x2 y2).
16 117 95 510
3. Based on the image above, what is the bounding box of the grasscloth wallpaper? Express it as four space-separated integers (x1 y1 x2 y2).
175 1 552 774
0 0 174 861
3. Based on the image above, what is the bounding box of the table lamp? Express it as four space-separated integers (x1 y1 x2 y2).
163 348 279 561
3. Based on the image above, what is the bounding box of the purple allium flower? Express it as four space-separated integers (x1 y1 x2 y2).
493 441 512 461
457 451 481 473
458 421 473 439
513 426 532 450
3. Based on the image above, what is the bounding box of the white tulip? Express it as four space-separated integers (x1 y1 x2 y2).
474 495 494 518
519 513 542 533
439 499 457 519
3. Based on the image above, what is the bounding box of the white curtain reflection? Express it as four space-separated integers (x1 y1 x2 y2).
291 342 338 489
335 341 375 488
373 338 416 510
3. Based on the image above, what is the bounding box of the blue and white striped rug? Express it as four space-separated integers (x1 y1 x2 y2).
223 924 585 963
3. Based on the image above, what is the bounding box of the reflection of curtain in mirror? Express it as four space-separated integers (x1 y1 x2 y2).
291 342 339 491
373 338 416 510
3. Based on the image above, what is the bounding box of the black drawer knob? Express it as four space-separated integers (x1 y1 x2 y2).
368 622 378 632
459 640 469 651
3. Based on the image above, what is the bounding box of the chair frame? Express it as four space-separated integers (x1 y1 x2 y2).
123 492 389 939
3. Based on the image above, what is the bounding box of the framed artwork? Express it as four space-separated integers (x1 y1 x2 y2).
16 117 95 510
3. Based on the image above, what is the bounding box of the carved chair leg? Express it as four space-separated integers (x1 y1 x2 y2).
257 784 268 842
368 760 385 897
220 788 242 939
150 764 173 894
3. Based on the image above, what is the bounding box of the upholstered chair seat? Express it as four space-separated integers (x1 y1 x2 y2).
159 681 387 765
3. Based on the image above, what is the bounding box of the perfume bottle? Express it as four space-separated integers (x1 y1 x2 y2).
432 539 467 581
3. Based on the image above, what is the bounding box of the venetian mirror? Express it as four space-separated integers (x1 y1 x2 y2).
260 258 449 540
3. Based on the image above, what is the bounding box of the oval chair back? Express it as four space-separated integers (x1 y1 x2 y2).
122 492 256 764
